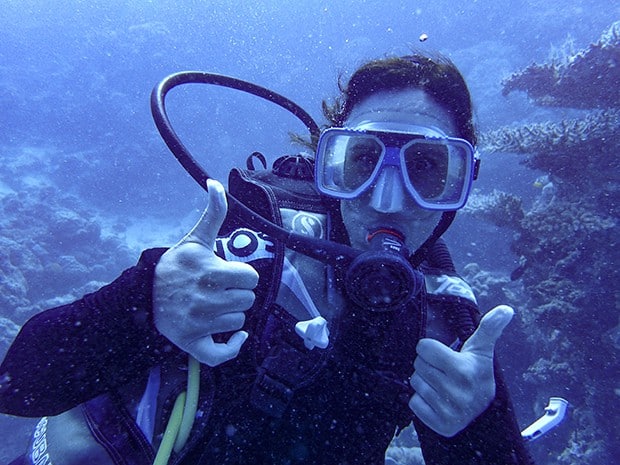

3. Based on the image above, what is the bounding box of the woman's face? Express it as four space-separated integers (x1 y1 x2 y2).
340 88 457 253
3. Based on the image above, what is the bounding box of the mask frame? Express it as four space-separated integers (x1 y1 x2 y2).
315 126 477 210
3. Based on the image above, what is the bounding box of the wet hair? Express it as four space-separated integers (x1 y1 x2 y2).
323 54 477 146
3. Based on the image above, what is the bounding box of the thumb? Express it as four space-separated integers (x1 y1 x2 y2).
461 304 514 357
178 178 228 250
190 331 249 367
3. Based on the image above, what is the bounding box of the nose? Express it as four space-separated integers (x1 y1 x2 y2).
369 166 406 213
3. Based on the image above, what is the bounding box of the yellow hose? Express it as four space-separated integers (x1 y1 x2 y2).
174 355 200 452
152 355 201 465
152 391 186 465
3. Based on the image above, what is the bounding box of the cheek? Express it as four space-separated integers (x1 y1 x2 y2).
401 213 442 251
340 200 368 248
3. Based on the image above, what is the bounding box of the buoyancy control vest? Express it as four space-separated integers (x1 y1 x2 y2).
57 153 481 465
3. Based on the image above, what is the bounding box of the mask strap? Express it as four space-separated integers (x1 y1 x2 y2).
409 210 457 267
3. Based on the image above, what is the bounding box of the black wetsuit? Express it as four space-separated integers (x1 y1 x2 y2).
0 248 534 465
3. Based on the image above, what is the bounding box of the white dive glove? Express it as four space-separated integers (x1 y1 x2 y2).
409 305 514 437
153 179 259 367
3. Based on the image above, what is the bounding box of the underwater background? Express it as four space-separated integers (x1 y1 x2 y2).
1 1 618 463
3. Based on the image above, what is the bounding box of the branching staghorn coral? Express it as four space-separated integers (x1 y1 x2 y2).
479 109 620 198
521 201 615 247
479 109 620 154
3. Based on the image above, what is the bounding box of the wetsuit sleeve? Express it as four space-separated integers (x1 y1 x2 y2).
413 360 535 465
0 248 172 417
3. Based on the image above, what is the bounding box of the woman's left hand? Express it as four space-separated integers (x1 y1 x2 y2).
408 305 514 437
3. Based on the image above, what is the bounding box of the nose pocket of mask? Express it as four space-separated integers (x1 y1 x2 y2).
369 166 406 212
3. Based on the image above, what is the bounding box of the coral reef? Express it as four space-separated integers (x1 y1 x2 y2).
386 425 425 465
460 262 523 309
385 446 425 465
501 21 620 108
513 198 618 465
479 109 620 206
470 22 620 465
462 189 524 230
0 182 132 325
0 145 138 328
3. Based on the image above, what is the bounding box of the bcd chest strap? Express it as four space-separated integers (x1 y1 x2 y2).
83 394 154 465
250 305 331 418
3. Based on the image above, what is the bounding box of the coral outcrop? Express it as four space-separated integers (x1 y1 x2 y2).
479 109 620 158
0 145 139 463
479 109 620 208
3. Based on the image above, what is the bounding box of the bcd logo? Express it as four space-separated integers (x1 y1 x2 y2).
291 212 324 238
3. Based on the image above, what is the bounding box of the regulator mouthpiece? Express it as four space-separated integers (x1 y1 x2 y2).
345 229 424 311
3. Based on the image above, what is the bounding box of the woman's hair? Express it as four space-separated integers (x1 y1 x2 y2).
323 54 477 146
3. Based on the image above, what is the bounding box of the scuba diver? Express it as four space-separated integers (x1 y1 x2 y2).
0 54 535 464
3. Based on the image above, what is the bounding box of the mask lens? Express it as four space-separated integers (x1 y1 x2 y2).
343 137 383 190
402 139 469 206
402 142 449 198
317 131 383 196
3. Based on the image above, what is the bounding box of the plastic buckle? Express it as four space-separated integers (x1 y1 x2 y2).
250 372 294 418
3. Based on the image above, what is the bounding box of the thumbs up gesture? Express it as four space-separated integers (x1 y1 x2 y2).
153 179 259 367
408 305 514 437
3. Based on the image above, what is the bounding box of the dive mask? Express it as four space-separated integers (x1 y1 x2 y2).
315 125 477 210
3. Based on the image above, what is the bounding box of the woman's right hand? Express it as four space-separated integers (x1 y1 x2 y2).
153 179 259 366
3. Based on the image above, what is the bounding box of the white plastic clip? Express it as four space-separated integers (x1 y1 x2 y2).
295 316 330 350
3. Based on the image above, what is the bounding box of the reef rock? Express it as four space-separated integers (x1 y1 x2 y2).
0 148 134 323
0 317 20 361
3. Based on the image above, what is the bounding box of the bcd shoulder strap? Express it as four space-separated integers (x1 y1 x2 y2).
225 153 340 418
225 153 337 320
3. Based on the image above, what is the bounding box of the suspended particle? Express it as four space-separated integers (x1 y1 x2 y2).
419 33 429 42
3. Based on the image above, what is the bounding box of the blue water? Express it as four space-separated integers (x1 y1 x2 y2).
1 1 618 463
